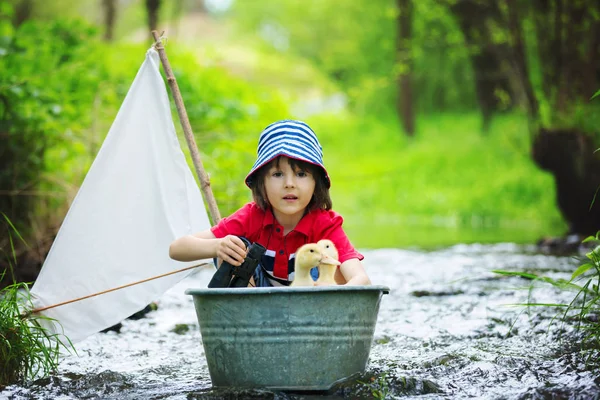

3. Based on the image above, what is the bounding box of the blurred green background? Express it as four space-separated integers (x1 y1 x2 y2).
1 0 599 268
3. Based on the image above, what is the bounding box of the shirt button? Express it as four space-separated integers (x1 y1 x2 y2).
279 250 284 255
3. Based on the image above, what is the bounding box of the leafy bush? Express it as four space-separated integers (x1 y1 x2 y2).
231 0 476 116
0 3 291 276
0 15 109 236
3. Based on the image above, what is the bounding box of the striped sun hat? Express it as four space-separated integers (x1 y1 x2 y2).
245 120 331 188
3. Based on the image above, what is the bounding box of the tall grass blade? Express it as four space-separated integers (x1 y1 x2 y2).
1 214 74 388
494 238 600 367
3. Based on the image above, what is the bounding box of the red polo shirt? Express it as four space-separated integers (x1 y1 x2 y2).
211 202 363 281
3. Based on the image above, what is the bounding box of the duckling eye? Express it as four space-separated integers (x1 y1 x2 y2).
325 244 330 248
309 249 314 253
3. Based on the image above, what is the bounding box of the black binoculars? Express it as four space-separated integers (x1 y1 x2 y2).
207 239 266 288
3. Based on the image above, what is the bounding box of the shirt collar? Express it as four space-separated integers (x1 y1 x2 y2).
290 209 318 236
263 207 317 237
263 207 276 227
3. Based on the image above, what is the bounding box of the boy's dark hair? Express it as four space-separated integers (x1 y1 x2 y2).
249 157 332 212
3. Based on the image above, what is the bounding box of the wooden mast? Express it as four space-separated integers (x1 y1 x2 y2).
151 30 221 225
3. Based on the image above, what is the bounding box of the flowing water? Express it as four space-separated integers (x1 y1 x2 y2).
2 243 599 399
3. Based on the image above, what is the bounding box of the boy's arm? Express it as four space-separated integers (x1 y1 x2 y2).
337 258 371 286
169 230 247 266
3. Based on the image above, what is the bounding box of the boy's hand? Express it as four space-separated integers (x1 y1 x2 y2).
216 235 248 266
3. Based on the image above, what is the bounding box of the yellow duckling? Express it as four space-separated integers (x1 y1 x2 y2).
291 243 340 287
316 239 340 286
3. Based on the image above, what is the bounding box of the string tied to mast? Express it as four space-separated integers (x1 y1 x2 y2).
152 30 168 50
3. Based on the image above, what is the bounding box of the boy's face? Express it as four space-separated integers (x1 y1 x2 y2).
264 156 316 227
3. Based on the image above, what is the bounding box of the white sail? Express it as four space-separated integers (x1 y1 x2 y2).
30 48 212 344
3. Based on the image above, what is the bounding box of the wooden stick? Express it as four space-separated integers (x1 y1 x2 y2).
25 262 211 316
151 30 221 225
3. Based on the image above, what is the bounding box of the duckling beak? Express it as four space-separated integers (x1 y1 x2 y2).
320 255 341 265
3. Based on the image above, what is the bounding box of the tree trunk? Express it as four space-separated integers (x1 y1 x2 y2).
102 0 117 42
532 129 600 236
532 0 554 100
528 0 600 238
13 0 33 27
146 0 161 33
532 0 599 110
449 0 515 133
562 1 594 102
584 17 600 96
396 0 415 136
506 0 539 120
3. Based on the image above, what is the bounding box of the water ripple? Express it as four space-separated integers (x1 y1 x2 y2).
2 244 599 399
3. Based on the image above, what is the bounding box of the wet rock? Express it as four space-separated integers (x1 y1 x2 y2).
331 371 442 398
171 324 190 335
375 336 392 345
536 234 589 256
28 371 134 398
70 370 134 393
101 303 158 334
101 322 122 334
411 290 465 297
128 302 158 320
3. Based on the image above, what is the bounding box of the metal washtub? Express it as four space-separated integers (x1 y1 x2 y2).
185 285 390 391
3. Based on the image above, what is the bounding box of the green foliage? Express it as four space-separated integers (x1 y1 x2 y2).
310 111 564 248
0 280 73 388
358 373 390 399
0 7 289 246
0 15 109 234
493 233 600 365
575 235 600 361
0 1 576 252
230 0 476 116
0 213 73 388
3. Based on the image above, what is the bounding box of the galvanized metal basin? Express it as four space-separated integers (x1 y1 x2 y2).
185 285 390 391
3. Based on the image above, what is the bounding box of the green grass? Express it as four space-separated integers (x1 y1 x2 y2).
102 6 566 249
0 214 73 388
144 39 566 249
0 281 72 388
493 233 600 365
172 35 565 248
310 111 566 248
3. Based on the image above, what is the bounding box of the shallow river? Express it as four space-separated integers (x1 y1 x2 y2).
2 243 599 399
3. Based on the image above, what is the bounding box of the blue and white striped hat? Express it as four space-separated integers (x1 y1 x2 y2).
245 120 331 188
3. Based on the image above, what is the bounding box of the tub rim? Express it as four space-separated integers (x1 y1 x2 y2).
185 285 390 296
